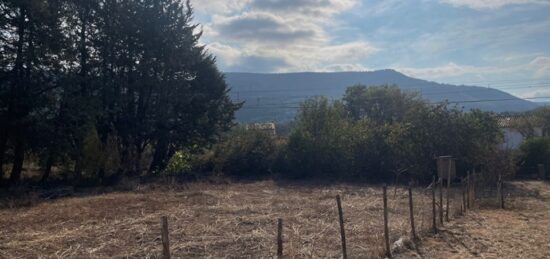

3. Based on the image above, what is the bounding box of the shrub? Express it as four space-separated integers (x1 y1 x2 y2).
210 127 278 179
161 150 193 176
285 97 362 179
517 137 550 175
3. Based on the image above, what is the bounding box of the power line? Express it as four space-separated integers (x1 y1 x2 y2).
237 85 550 108
231 81 550 95
238 96 550 110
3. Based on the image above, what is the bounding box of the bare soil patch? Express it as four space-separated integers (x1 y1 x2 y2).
396 181 550 259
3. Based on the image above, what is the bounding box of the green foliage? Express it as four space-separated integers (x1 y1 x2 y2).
518 137 550 169
285 86 503 182
286 97 356 178
0 0 239 185
160 151 193 176
209 127 278 179
80 126 120 179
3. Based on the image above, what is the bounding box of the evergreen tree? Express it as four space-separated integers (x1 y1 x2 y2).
0 0 65 185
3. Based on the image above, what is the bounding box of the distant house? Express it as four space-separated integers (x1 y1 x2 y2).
246 122 277 136
497 115 542 149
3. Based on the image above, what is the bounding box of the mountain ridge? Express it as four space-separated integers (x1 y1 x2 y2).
225 70 538 122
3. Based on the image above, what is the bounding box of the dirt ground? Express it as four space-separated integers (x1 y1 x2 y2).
396 181 550 259
0 180 548 258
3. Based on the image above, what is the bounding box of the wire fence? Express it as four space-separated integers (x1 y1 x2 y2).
156 171 516 258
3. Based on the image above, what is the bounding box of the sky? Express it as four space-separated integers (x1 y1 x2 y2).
192 0 550 100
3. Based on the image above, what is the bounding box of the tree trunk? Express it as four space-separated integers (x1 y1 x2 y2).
0 128 7 178
40 154 54 184
8 136 25 186
149 136 171 174
73 153 83 183
135 146 143 176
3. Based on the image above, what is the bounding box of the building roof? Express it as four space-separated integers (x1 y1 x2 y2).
246 122 276 131
496 115 539 128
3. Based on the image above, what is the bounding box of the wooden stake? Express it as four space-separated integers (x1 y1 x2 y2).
336 195 347 259
383 185 391 258
161 216 170 259
439 178 443 225
432 176 437 234
471 170 476 209
462 177 466 214
446 162 451 222
408 183 417 240
466 171 470 209
277 218 283 258
501 182 505 209
498 174 505 209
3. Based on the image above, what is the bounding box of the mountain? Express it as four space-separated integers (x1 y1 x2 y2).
225 70 538 122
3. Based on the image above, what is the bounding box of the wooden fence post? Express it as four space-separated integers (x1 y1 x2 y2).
466 171 470 209
277 218 283 258
336 195 347 259
408 183 417 240
383 185 391 258
432 176 437 234
439 178 443 225
161 216 170 259
497 174 505 209
446 162 451 222
471 171 476 209
462 177 466 214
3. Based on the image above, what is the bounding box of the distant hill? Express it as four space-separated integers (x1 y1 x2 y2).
225 70 538 122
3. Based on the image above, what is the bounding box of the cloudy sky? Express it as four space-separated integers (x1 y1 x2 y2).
192 0 550 99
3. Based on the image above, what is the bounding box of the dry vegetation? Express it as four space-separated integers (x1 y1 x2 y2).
396 181 550 259
0 181 438 258
0 180 549 258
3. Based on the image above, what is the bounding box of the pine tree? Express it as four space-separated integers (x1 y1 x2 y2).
0 0 65 185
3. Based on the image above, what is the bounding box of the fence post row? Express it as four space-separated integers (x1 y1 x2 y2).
336 195 348 259
158 175 504 258
161 216 170 259
383 185 391 258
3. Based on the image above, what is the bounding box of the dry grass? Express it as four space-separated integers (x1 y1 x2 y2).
395 181 550 259
0 181 446 258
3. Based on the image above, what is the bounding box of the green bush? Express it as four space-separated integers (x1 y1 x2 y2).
518 137 550 171
161 150 193 176
210 127 278 179
285 97 369 179
284 87 503 182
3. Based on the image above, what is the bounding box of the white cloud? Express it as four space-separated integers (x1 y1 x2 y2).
211 12 321 43
321 63 369 72
198 0 375 72
396 63 502 79
518 88 550 99
440 0 549 10
207 42 244 66
206 40 378 72
192 0 252 14
271 41 378 72
529 56 550 79
251 0 358 16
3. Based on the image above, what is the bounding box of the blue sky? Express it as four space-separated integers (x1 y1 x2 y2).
193 0 550 99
